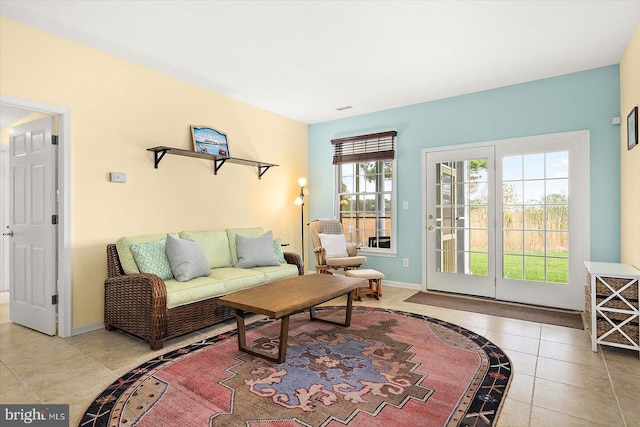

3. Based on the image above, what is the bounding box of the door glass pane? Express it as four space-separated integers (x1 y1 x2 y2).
503 255 523 279
501 151 570 284
524 154 545 179
503 230 523 254
547 257 569 283
546 152 569 178
503 156 522 180
524 181 544 204
524 256 545 281
435 158 489 276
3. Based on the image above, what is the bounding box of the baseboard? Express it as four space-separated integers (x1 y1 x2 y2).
383 280 421 291
71 321 104 336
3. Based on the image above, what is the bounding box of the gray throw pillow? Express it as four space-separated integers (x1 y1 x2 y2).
165 234 211 282
235 230 280 268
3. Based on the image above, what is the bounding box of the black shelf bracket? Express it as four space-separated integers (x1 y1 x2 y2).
258 165 272 180
213 158 227 175
153 149 169 168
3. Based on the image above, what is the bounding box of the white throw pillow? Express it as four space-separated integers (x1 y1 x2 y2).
318 233 349 258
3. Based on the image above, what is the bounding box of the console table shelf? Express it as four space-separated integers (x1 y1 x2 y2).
147 146 278 179
584 261 640 358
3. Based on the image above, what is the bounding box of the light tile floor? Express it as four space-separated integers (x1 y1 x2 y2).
1 287 639 426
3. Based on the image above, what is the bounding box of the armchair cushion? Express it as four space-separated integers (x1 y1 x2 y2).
318 233 349 258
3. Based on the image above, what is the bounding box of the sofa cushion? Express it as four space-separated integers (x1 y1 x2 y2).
180 230 232 268
130 239 174 280
235 231 280 268
226 227 264 266
116 233 177 275
164 276 226 309
208 268 267 294
165 234 211 282
272 237 286 263
251 264 299 282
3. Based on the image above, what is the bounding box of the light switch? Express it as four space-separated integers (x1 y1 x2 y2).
110 172 126 183
403 201 409 209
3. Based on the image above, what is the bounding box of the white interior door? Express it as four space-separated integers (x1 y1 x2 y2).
425 146 496 298
8 117 57 335
0 145 9 292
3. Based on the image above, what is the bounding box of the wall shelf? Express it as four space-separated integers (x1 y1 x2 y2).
147 146 278 179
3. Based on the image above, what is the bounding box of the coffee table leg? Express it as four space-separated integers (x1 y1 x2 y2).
344 289 354 327
276 316 289 364
234 309 289 364
235 309 248 351
310 290 355 327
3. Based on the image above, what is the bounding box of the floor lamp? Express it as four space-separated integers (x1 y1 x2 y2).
294 177 308 262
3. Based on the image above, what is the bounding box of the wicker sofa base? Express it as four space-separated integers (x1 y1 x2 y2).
105 243 302 350
105 297 236 350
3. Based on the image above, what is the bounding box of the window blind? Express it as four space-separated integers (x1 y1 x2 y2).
331 131 397 165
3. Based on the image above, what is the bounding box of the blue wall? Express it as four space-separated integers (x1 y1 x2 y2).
308 65 621 286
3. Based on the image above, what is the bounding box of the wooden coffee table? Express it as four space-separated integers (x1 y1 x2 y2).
218 274 365 363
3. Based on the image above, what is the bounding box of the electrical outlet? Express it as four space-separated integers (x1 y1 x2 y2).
403 258 409 267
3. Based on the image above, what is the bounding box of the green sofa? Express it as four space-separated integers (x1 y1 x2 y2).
105 227 303 350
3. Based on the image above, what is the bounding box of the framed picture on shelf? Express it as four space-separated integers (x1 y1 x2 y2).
628 106 638 150
190 126 230 157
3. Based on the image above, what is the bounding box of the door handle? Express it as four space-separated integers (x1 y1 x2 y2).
427 226 434 231
2 231 13 237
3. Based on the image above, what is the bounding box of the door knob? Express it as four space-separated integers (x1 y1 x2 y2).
2 231 13 237
427 226 434 230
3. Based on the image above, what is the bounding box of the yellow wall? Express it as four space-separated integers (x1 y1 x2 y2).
620 22 640 269
0 17 308 328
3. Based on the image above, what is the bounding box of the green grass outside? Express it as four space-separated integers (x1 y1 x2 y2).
470 251 568 283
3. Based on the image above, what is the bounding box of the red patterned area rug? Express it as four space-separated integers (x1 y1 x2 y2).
80 307 512 427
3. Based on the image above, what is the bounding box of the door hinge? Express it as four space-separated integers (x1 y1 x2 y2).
52 214 58 225
52 294 58 305
51 135 59 145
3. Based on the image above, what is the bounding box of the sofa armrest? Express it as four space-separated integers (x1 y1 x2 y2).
104 272 168 346
283 252 304 275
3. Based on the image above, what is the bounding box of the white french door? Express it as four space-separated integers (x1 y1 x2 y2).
425 146 496 298
424 131 590 310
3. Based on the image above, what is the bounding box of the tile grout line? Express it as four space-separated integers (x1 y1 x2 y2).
600 346 628 427
527 327 543 426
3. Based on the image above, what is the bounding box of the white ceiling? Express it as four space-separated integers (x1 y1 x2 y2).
1 1 639 124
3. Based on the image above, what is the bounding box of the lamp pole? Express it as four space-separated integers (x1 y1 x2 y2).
294 178 307 263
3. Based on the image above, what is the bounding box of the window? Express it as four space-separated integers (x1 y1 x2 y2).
333 131 396 252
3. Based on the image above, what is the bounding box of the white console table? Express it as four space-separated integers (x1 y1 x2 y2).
584 262 640 357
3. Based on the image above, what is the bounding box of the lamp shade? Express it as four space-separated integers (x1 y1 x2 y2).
298 177 307 187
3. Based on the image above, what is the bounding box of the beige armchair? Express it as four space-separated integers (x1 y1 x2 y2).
308 219 367 274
